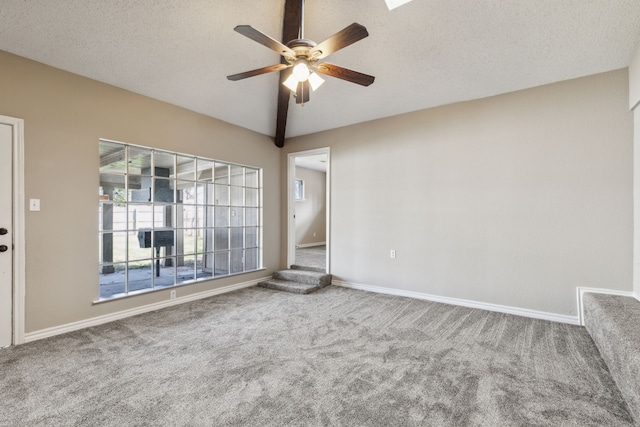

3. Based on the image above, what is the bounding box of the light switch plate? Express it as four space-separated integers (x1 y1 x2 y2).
29 199 40 211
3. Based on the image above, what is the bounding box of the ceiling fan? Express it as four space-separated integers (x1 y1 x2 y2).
227 0 375 106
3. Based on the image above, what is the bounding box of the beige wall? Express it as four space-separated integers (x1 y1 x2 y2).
283 69 633 316
294 166 326 246
0 51 281 333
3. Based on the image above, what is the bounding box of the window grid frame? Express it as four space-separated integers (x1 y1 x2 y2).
98 139 263 301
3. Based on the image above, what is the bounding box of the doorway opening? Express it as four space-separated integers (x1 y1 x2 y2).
287 148 330 273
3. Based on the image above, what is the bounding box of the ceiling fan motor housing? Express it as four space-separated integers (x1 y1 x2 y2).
286 39 321 64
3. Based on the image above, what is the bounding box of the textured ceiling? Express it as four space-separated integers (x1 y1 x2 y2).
1 1 640 140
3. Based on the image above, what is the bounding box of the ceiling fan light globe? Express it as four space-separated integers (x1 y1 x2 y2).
308 72 325 91
283 74 299 92
293 61 310 82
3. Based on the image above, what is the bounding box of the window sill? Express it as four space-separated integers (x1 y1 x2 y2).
93 268 266 305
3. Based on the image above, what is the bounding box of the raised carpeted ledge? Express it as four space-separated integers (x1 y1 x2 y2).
583 293 640 424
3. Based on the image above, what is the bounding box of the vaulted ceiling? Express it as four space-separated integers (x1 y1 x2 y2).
1 0 640 144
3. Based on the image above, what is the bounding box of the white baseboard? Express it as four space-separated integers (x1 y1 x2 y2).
333 280 580 325
296 242 326 248
24 277 269 343
576 287 636 326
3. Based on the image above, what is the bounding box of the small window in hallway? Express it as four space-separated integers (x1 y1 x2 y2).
294 179 305 201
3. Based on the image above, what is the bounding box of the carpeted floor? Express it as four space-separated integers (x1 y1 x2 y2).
0 286 633 426
295 245 326 271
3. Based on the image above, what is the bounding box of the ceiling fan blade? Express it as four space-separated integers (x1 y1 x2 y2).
309 23 369 59
227 64 290 81
234 25 296 58
315 63 375 86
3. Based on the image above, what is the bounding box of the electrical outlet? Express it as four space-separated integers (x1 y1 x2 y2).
390 250 396 259
170 290 176 299
313 232 316 237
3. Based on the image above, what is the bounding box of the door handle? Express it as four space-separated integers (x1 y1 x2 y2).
0 228 7 235
0 245 8 252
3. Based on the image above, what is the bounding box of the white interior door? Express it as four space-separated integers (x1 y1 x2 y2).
0 123 13 348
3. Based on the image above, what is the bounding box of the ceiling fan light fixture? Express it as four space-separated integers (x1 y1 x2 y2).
308 72 325 91
283 73 299 92
293 60 310 82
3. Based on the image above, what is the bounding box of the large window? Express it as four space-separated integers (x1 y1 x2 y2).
98 140 263 300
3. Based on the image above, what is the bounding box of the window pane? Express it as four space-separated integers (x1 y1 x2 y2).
99 202 128 231
108 232 128 263
214 163 229 184
154 178 175 203
197 254 212 279
130 204 153 230
231 207 243 227
246 227 259 248
246 188 259 207
215 228 229 250
245 248 258 271
214 184 229 206
127 175 146 202
177 228 192 255
231 250 244 274
197 158 214 181
179 205 197 228
214 252 229 276
230 186 243 206
197 205 213 229
153 229 175 255
196 181 213 205
176 254 196 285
194 229 204 254
99 141 126 174
99 173 126 202
176 155 195 180
154 205 175 229
99 263 126 299
230 228 243 249
154 151 175 172
128 146 153 175
246 208 259 227
178 180 196 205
230 165 244 186
127 260 153 293
163 205 178 228
154 258 176 289
128 232 152 261
215 207 229 227
294 179 304 201
245 168 258 188
202 228 214 253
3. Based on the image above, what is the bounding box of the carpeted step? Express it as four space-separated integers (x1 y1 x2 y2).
273 269 332 287
257 279 324 294
291 264 326 273
583 293 640 424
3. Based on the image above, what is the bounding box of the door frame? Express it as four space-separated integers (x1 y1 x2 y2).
287 147 331 272
0 115 26 346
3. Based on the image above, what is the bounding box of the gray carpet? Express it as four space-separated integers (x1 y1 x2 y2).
295 245 326 271
584 293 640 424
0 286 633 426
